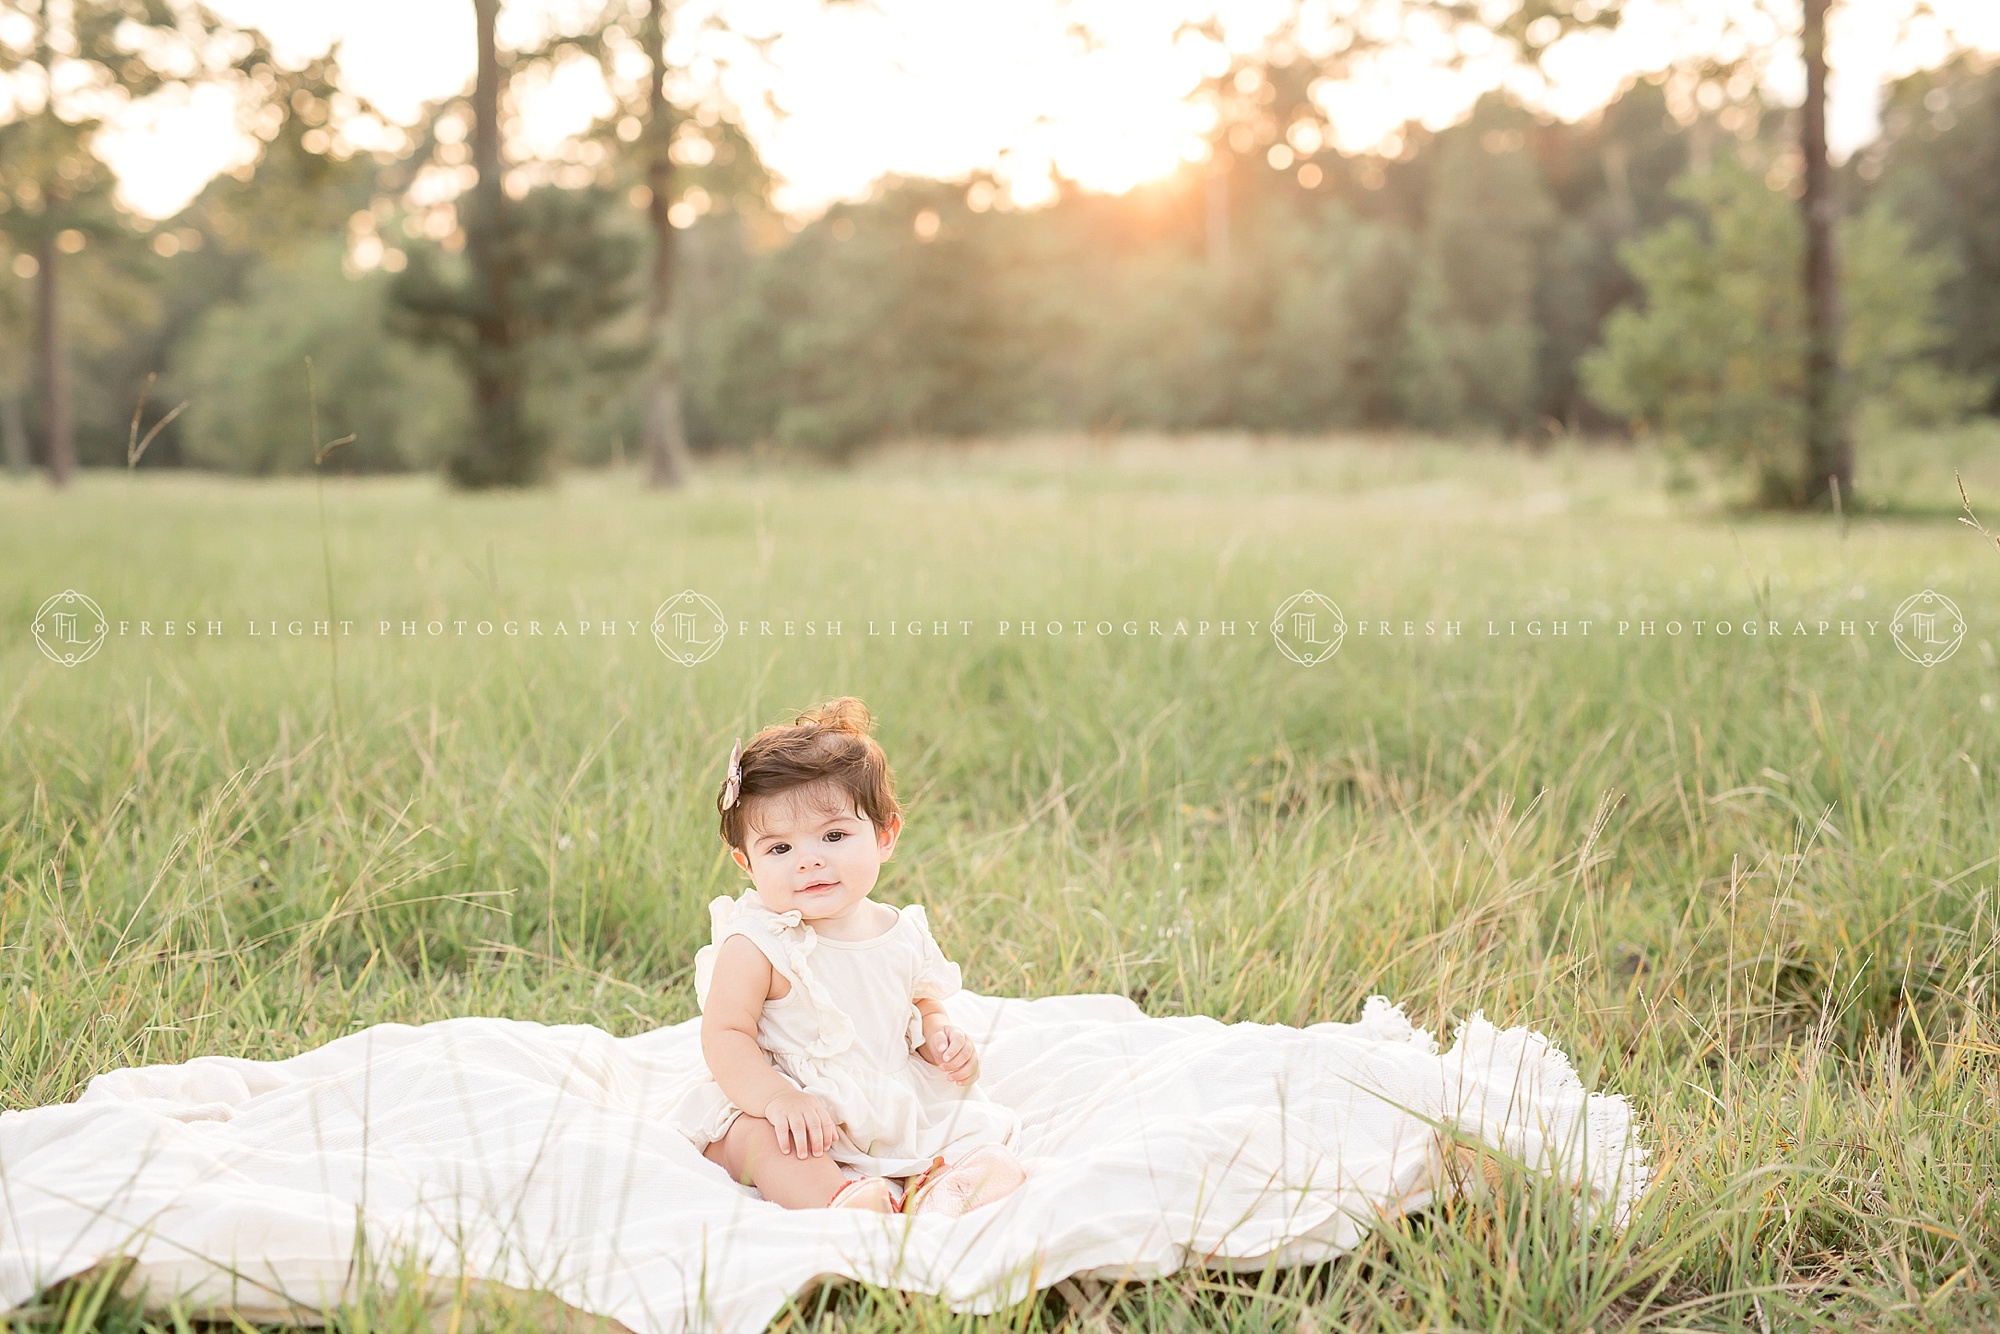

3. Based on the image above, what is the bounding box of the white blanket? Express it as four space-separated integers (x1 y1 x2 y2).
0 992 1647 1332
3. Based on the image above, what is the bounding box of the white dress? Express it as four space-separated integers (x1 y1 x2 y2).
667 889 1021 1178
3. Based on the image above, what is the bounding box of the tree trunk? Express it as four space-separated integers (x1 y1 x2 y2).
35 235 73 488
1801 0 1851 509
1 390 30 474
451 0 538 487
640 0 692 489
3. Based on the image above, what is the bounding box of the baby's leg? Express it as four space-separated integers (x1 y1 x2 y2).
703 1113 850 1208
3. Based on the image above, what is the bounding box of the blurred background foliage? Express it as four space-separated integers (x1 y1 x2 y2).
172 240 469 474
2 31 1998 480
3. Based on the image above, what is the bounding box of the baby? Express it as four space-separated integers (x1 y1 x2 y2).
669 697 1028 1215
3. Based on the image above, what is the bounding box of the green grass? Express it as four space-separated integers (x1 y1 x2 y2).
4 430 2000 1332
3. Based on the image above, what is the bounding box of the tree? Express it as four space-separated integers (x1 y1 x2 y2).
183 47 386 264
0 234 30 472
459 0 532 487
705 179 1039 459
1396 100 1556 434
389 175 641 485
549 0 775 482
1581 163 1982 504
0 1 203 486
113 43 387 472
0 2 328 483
1800 0 1850 508
1864 55 2000 413
637 0 692 488
687 72 1736 450
1530 78 1699 430
171 240 467 473
382 0 663 487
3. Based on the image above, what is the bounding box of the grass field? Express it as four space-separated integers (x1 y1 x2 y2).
3 430 2000 1332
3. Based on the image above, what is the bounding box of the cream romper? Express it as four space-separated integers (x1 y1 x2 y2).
668 889 1021 1178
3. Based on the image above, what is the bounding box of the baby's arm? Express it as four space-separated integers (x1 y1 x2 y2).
914 996 980 1086
701 935 837 1156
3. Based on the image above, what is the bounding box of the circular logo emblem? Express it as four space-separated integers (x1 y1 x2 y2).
1891 589 1965 666
1270 590 1346 666
652 590 728 666
33 590 108 667
1888 588 1968 668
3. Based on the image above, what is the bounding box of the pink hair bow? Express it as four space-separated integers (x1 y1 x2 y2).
720 737 744 810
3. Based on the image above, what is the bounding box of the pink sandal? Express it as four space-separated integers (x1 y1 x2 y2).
828 1175 897 1212
901 1144 1027 1217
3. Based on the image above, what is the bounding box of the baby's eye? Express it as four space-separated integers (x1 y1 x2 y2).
768 842 790 856
825 830 846 843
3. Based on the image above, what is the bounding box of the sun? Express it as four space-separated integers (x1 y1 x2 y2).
1018 35 1220 199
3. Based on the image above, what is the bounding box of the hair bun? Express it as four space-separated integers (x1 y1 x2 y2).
795 696 873 735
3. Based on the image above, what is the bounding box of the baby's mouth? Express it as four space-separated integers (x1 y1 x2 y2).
800 880 839 893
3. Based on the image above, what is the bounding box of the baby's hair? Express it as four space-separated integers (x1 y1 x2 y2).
717 696 901 851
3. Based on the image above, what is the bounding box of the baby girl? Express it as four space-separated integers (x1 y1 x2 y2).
669 697 1029 1214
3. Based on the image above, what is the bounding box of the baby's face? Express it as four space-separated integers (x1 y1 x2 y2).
730 782 901 926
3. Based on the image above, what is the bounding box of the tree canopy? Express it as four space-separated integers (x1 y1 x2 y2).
0 6 1992 494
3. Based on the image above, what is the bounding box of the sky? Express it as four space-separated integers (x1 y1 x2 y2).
55 0 2000 220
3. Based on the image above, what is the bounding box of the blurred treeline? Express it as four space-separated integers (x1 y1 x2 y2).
3 45 1997 474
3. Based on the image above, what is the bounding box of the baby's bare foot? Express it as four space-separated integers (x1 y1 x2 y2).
903 1144 1026 1217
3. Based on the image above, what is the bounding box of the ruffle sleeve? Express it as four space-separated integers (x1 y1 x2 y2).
690 894 753 1011
905 904 963 1002
693 891 856 1060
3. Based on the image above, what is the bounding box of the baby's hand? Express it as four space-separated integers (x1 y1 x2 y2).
927 1025 980 1086
763 1089 839 1158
